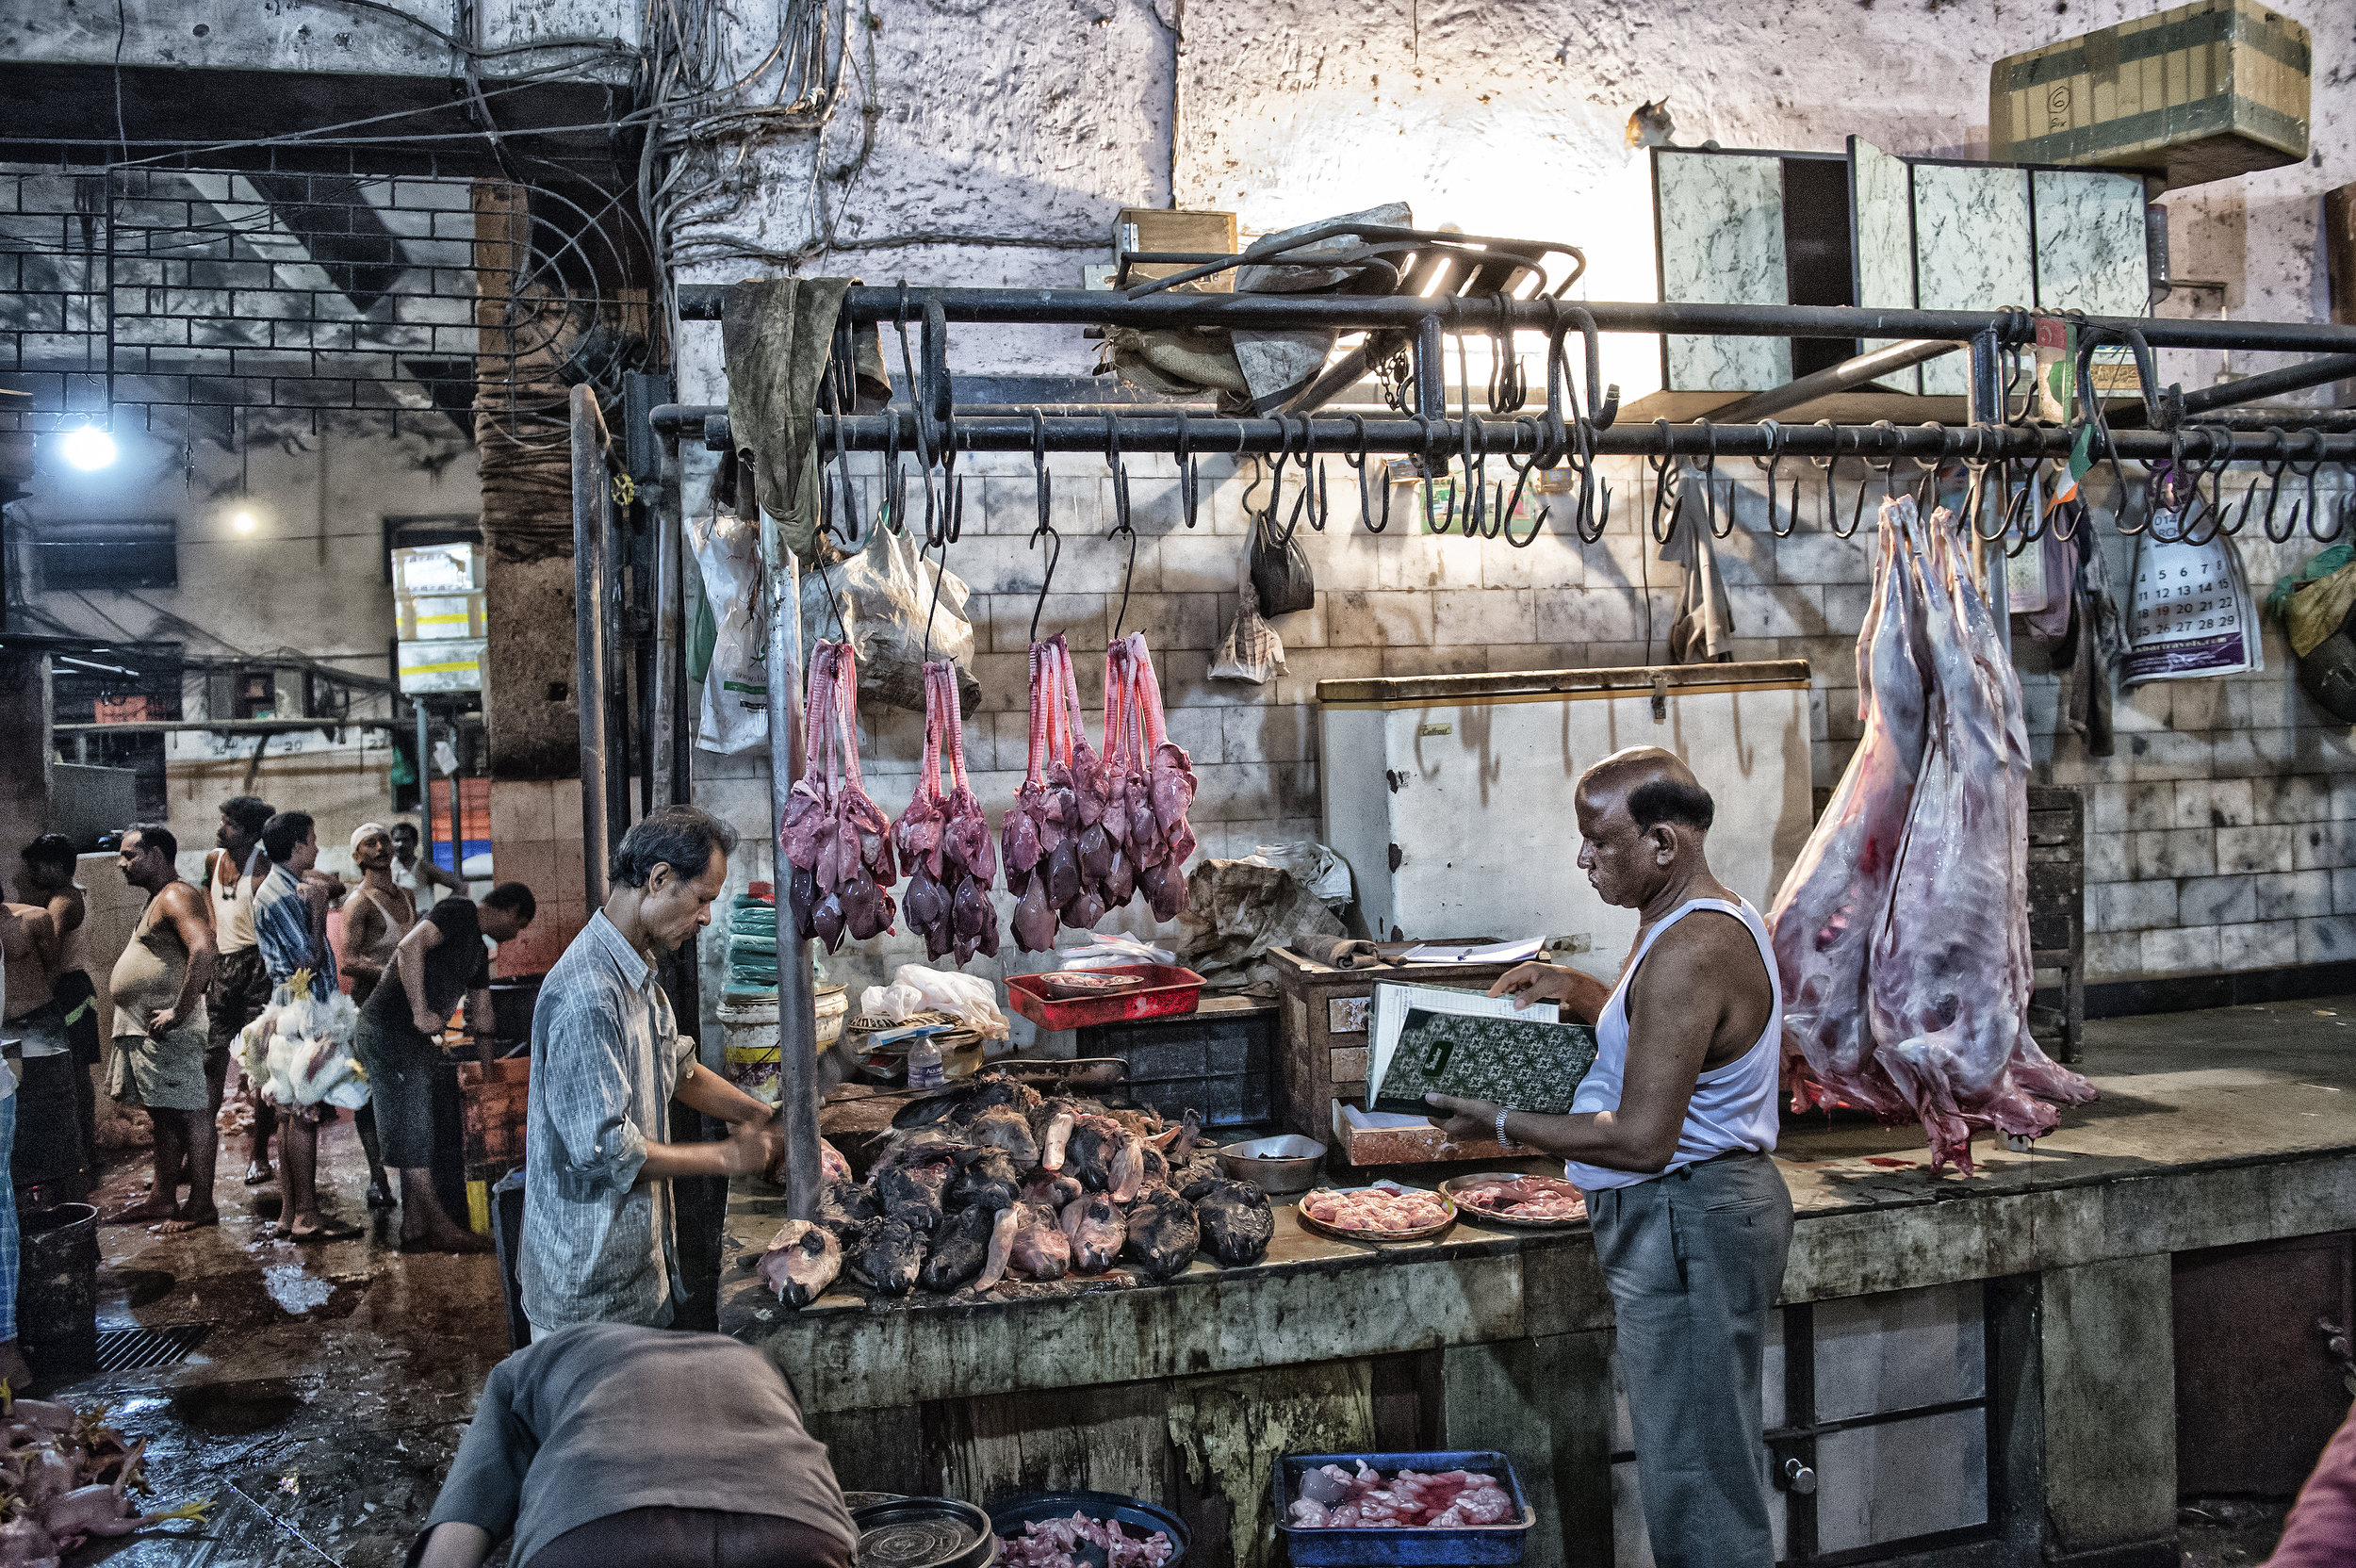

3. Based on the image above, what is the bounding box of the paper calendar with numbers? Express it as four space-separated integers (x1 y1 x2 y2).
2122 513 2262 685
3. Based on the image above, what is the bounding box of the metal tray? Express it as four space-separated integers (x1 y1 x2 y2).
1294 1182 1457 1243
853 1497 997 1568
989 1490 1189 1567
1275 1451 1531 1565
1438 1173 1590 1231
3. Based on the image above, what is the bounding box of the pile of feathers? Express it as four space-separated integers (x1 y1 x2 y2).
0 1390 211 1564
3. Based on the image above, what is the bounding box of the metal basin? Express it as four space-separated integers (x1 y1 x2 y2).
1216 1134 1327 1196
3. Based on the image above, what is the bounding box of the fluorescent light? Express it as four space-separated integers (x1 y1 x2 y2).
231 511 258 534
59 427 117 471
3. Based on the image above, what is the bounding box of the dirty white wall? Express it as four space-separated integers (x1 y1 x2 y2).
668 0 2356 991
10 411 476 874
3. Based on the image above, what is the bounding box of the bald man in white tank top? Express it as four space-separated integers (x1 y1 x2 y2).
1426 746 1793 1568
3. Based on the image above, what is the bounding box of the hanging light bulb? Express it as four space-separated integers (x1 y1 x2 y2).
231 511 258 534
59 426 118 471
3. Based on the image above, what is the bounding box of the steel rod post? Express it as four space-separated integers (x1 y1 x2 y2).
761 516 824 1221
652 437 688 808
673 286 2356 355
603 460 630 842
414 700 431 851
571 385 614 910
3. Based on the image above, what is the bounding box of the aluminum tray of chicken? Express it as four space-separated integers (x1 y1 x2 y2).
1437 1172 1587 1229
1295 1182 1457 1243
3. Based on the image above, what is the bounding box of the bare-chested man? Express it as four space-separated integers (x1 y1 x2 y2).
20 836 99 1178
1425 746 1792 1568
105 825 220 1231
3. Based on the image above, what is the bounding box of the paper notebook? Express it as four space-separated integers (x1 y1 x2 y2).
1366 983 1598 1117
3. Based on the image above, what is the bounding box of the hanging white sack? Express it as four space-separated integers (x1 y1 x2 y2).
690 507 773 754
2122 505 2264 686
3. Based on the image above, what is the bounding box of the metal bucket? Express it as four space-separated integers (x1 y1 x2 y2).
19 1202 99 1375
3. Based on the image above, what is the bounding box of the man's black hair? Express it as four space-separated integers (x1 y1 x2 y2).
21 833 76 868
483 882 537 922
1627 776 1716 834
123 823 179 862
610 805 739 890
221 795 275 838
261 810 315 864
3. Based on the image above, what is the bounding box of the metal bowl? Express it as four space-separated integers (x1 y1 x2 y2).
1215 1134 1328 1196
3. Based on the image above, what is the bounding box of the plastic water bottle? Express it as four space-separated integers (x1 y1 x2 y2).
906 1034 945 1091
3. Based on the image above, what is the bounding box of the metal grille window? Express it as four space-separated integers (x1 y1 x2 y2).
34 515 176 590
0 157 646 436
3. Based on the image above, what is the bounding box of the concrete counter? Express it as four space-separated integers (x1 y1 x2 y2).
722 998 2356 1568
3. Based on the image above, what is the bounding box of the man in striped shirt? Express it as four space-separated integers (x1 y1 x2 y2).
252 811 354 1242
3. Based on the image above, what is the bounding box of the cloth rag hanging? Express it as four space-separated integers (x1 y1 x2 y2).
720 279 889 564
1661 471 1736 663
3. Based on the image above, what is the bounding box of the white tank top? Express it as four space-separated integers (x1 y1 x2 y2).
1563 896 1783 1192
211 846 265 955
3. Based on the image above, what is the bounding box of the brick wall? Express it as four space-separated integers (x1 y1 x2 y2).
685 455 2356 1009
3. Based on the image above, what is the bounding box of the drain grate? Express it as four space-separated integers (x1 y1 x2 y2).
93 1323 213 1373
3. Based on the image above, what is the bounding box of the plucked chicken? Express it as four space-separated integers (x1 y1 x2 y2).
782 641 899 950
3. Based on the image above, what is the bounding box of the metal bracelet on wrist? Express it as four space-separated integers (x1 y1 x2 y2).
1495 1106 1512 1147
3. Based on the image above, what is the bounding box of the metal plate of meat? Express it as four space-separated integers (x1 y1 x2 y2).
1295 1183 1458 1243
1037 970 1149 1000
1440 1172 1590 1230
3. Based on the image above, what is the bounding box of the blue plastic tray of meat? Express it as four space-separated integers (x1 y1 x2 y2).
1274 1451 1532 1565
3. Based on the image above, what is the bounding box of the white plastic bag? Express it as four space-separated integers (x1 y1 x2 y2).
859 980 927 1021
1055 932 1178 969
1243 841 1353 911
2123 510 2263 686
691 508 772 753
892 963 1009 1039
801 526 976 713
1209 580 1286 683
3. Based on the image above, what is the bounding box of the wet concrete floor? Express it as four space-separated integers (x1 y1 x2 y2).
34 1116 509 1567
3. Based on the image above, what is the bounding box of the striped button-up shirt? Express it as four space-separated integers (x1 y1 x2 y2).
519 912 696 1331
252 863 334 1000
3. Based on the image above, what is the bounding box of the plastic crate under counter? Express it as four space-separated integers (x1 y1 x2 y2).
1077 994 1275 1126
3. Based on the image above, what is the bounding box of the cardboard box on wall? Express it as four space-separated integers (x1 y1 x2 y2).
397 591 488 641
1989 0 2309 190
392 542 485 595
399 637 485 694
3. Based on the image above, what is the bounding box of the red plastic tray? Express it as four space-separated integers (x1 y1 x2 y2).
1005 964 1206 1030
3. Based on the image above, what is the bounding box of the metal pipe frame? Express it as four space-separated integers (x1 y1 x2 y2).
646 406 2356 464
674 285 2356 355
570 384 614 911
1707 339 1962 425
2174 353 2356 417
759 509 826 1222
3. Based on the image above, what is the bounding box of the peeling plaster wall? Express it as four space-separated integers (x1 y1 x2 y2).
2 0 637 78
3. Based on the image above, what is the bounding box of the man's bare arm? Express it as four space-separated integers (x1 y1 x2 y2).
45 887 85 940
1431 927 1727 1173
151 884 218 1035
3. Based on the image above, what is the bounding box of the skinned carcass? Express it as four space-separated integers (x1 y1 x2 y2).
1771 502 1927 1122
1102 634 1198 922
783 642 900 950
1770 498 2096 1173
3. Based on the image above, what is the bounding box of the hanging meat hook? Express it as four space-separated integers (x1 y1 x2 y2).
1027 416 1065 644
1487 293 1527 414
2288 429 2344 544
1864 420 1903 529
1690 421 1736 539
1104 413 1134 538
1753 419 1801 539
1810 419 1860 540
1174 410 1202 529
1344 414 1395 534
1458 411 1499 540
1647 419 1681 546
1419 413 1456 536
2248 428 2302 544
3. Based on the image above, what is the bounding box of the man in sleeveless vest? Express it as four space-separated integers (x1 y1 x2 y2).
104 825 220 1231
1427 746 1794 1568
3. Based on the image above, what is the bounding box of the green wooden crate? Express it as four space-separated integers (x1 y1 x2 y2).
1989 0 2309 190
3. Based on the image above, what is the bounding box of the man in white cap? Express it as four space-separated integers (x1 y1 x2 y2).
336 822 413 1210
